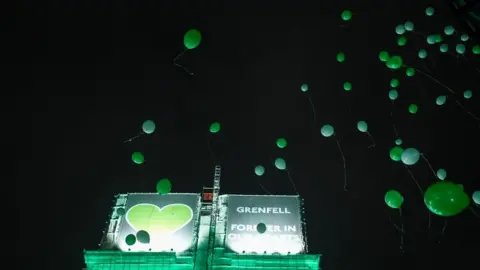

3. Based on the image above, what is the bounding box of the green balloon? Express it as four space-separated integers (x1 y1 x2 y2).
425 7 435 16
357 121 368 132
389 146 403 162
405 67 415 77
472 44 480 55
456 44 466 54
463 90 472 99
276 138 287 148
436 95 447 105
183 29 202 49
274 158 286 170
116 207 126 216
424 181 470 216
408 104 418 114
341 10 352 21
209 122 221 133
142 120 156 134
379 51 390 62
389 89 398 101
439 44 448 53
132 152 144 164
390 79 399 88
257 223 267 234
401 147 420 165
136 230 150 244
397 36 407 46
156 178 172 195
386 56 403 70
395 138 402 145
404 21 414 31
418 49 427 59
125 234 136 246
343 81 352 91
321 124 334 137
436 169 447 180
254 165 265 176
444 25 455 35
385 190 404 209
460 33 469 42
336 52 345 62
395 25 405 35
300 84 309 92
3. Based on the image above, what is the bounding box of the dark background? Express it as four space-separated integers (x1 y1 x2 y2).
15 0 480 269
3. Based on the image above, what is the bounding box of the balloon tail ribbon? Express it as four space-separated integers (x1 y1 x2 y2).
124 132 143 143
335 137 348 191
414 68 456 94
403 164 431 229
258 183 272 195
420 154 437 178
173 49 194 75
455 100 480 121
366 131 376 148
399 208 404 251
286 169 299 195
306 93 317 127
390 101 399 138
470 206 480 218
441 220 447 236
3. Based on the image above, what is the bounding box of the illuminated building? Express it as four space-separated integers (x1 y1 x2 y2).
83 165 321 270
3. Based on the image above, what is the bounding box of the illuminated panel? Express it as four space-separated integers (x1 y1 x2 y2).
225 195 305 255
115 193 200 252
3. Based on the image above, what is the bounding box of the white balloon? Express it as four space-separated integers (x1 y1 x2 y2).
473 191 480 205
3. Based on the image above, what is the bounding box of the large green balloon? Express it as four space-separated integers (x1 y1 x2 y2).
132 152 145 164
321 124 334 137
424 181 470 216
184 29 202 49
274 158 286 170
156 178 172 195
389 146 403 162
125 234 136 246
385 190 404 209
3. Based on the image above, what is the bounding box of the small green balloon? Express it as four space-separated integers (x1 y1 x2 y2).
426 35 437 45
276 138 287 148
463 90 472 99
156 178 172 195
132 152 145 164
444 25 455 35
343 81 352 91
395 138 402 145
386 56 403 70
184 29 202 49
456 44 466 54
389 146 403 162
418 49 427 59
388 89 398 101
125 234 136 246
460 33 469 42
142 120 156 134
405 67 415 76
395 25 406 35
379 51 390 62
385 190 404 209
473 44 480 54
408 104 418 114
209 122 221 133
357 121 368 132
397 36 407 46
274 158 286 170
390 79 399 88
300 84 309 92
439 44 448 53
425 7 435 16
321 124 334 137
336 52 345 62
341 10 352 21
436 95 447 105
256 223 267 234
436 169 447 180
404 21 414 31
424 181 470 217
136 230 150 244
254 165 265 176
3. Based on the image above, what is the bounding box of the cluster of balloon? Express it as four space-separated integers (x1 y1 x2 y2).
156 178 172 195
274 138 299 194
384 7 480 123
320 124 348 191
125 230 151 247
174 29 202 75
125 120 156 143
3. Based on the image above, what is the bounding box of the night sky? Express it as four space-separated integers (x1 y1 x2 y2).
16 1 480 269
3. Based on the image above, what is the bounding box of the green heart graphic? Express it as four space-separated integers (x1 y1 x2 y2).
126 203 193 236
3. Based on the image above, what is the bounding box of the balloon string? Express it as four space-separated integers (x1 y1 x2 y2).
124 131 144 143
455 100 480 121
366 131 376 148
420 154 437 179
286 169 299 195
414 68 456 94
306 93 317 126
173 49 194 75
399 208 404 251
390 101 399 138
389 216 404 233
441 220 448 236
403 164 431 228
470 206 480 218
335 137 348 191
258 183 272 195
